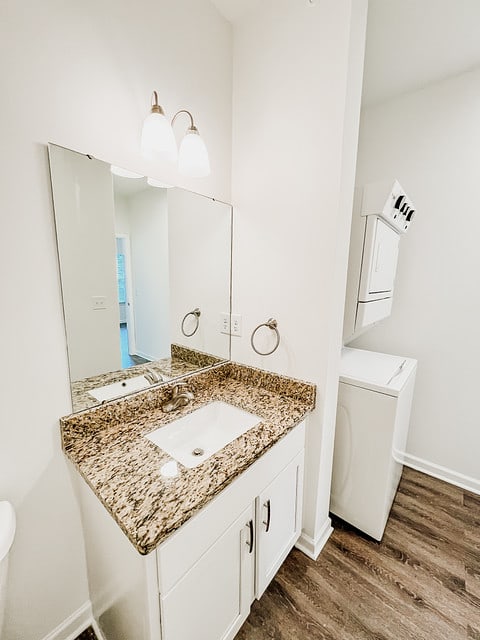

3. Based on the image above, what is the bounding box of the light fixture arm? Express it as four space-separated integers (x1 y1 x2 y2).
150 91 165 116
172 107 210 177
172 109 197 132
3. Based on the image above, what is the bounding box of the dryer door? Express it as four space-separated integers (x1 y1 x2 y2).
359 217 400 301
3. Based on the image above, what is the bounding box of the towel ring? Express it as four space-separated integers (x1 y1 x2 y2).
181 308 201 337
251 318 280 356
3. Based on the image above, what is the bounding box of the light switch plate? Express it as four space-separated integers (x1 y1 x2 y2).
92 296 107 310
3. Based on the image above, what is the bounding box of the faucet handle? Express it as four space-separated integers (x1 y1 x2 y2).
174 383 195 401
172 381 192 396
145 368 162 385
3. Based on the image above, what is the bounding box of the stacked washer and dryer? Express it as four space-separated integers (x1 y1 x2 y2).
330 181 418 541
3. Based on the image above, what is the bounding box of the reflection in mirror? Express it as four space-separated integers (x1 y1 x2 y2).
48 144 232 412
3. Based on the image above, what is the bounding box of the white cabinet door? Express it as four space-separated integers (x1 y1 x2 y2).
160 503 254 640
255 451 304 598
366 218 400 295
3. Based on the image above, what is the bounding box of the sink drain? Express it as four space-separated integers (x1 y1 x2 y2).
192 447 205 457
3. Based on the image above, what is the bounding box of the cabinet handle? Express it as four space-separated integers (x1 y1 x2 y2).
263 499 271 532
246 519 254 553
374 242 382 272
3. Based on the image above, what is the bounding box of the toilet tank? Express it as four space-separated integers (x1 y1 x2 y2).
0 501 16 635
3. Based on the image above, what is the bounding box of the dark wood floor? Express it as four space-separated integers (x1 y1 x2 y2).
74 468 479 640
235 467 480 640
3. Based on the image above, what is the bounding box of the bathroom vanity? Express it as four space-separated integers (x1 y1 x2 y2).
52 142 315 639
61 362 315 640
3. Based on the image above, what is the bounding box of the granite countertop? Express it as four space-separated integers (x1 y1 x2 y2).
71 344 225 412
61 362 316 555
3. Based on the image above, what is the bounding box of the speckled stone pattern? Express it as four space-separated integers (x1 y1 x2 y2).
225 361 316 406
71 354 210 412
170 343 226 368
61 362 315 555
74 626 97 640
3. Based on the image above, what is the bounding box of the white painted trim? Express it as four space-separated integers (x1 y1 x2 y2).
295 518 333 561
91 619 107 640
116 233 137 357
39 601 93 640
402 452 480 496
135 350 158 362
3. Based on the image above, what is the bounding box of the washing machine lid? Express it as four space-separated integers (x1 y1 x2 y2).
340 347 417 396
0 502 16 562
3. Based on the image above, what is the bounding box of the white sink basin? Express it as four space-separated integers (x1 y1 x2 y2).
146 401 262 469
88 375 151 402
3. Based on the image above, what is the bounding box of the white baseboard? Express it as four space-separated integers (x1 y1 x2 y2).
39 601 94 640
91 620 107 640
402 452 480 495
135 350 157 362
295 518 333 561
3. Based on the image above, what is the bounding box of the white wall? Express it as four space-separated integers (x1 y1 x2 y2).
113 194 131 236
353 68 480 491
231 0 367 556
127 188 171 361
168 188 231 359
50 145 122 381
0 0 232 638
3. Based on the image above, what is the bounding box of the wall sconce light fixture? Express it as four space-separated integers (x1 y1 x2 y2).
141 91 210 178
140 91 178 164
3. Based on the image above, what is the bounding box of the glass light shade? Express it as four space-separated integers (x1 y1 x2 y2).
178 130 211 178
147 177 174 189
141 112 178 164
110 165 144 179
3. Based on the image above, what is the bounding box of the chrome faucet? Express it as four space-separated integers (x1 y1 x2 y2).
161 382 194 412
144 368 163 385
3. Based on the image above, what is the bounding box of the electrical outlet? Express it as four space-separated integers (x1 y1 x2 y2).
220 312 230 335
231 314 242 337
92 296 107 310
220 313 242 336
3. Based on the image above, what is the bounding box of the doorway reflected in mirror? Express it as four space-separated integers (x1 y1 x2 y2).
48 143 232 412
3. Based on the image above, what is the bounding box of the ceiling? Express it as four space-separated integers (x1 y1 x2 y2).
210 0 480 107
363 0 480 106
209 0 260 24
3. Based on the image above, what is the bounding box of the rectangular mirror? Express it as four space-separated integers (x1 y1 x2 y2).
48 144 232 412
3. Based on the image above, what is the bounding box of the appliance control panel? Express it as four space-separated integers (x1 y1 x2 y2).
360 179 416 234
